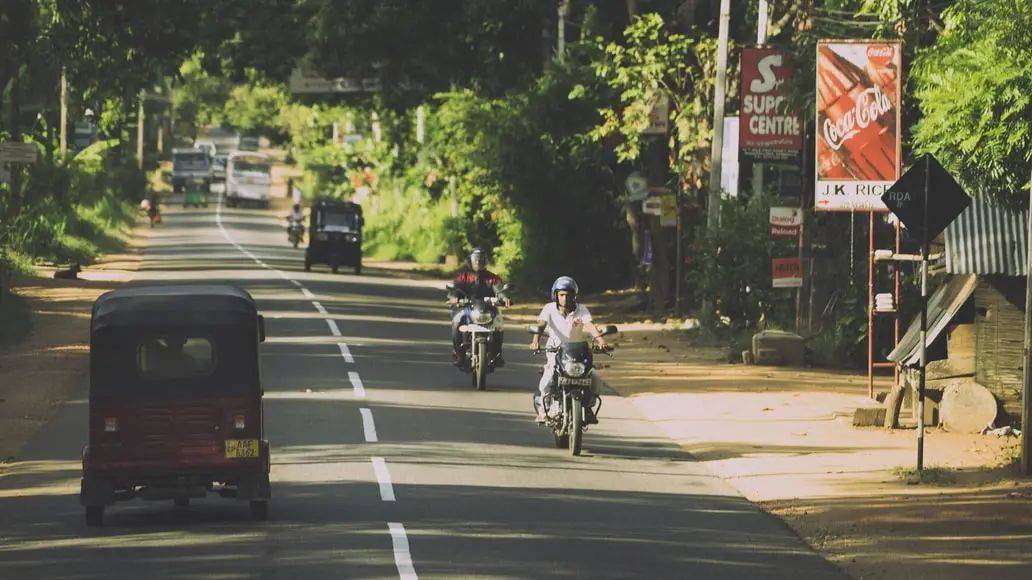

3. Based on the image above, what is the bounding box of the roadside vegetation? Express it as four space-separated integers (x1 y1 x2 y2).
3 1 1029 367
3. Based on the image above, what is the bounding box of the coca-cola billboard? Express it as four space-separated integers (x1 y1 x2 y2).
815 40 902 212
740 47 802 162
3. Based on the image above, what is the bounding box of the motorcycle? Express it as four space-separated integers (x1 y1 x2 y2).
448 283 509 391
287 219 305 248
531 325 617 456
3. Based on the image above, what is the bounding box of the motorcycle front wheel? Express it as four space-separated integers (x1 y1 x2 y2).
473 340 487 391
569 398 583 456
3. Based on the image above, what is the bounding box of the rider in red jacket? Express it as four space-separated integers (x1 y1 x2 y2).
448 248 510 368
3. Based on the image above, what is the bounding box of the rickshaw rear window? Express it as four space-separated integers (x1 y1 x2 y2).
137 336 215 381
324 212 358 228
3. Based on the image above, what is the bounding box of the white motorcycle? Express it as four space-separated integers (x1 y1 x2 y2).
448 284 509 391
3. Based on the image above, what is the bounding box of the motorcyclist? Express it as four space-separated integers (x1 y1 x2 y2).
530 276 608 423
286 203 305 241
448 248 510 369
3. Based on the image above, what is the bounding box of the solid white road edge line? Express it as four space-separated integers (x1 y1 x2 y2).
371 457 396 502
360 408 378 442
349 371 366 398
388 522 418 580
338 342 355 363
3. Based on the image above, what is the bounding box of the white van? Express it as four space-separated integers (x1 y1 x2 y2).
225 152 272 208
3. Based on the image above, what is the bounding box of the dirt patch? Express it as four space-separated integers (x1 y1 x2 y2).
596 325 1032 579
0 227 147 465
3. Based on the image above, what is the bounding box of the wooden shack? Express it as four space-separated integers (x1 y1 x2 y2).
973 276 1025 418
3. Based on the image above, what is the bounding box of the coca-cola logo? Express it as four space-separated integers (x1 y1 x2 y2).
822 85 892 151
867 45 894 68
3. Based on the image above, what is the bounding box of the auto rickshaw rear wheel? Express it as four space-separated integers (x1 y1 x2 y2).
250 500 268 521
304 259 311 271
354 262 361 275
85 506 104 527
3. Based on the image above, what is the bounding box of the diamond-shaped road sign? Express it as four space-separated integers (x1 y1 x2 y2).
881 153 970 241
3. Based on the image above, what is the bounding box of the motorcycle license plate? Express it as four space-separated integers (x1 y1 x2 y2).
559 377 592 387
225 439 259 458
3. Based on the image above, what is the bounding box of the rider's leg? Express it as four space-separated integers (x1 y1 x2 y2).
451 308 469 366
535 353 556 421
491 330 505 367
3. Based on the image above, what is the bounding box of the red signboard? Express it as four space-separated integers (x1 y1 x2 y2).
815 40 902 212
772 257 803 288
740 47 802 162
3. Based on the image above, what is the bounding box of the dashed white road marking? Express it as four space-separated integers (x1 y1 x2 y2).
326 318 342 337
360 408 379 442
388 523 418 580
371 457 396 502
338 342 355 363
290 279 303 287
349 371 366 398
301 287 315 299
312 301 328 315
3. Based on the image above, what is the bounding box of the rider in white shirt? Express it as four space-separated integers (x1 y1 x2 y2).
529 276 608 422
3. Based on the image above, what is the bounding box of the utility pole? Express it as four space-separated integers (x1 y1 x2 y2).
706 0 731 230
1022 166 1032 475
59 68 68 157
753 1 768 200
557 0 570 62
136 91 145 169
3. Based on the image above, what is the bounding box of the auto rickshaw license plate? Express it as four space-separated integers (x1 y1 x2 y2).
225 439 259 458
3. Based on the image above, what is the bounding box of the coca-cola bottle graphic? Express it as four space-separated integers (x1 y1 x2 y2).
816 44 898 181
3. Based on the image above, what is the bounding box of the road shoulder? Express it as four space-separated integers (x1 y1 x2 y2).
0 226 147 466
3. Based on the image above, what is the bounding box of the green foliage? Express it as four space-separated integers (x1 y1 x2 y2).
912 0 1032 202
222 74 290 140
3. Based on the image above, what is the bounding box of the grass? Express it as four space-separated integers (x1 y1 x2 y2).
892 466 958 485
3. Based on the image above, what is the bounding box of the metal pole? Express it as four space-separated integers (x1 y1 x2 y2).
1022 166 1032 475
557 0 569 63
917 154 930 472
757 0 769 44
706 0 731 230
868 212 875 399
59 68 68 157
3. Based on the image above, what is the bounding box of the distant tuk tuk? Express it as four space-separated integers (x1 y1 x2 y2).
304 199 363 274
80 285 271 526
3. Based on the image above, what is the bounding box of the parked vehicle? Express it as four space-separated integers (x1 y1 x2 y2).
238 135 260 151
211 153 229 183
448 284 509 390
304 199 362 274
225 152 272 208
172 149 212 194
530 325 617 456
80 285 271 526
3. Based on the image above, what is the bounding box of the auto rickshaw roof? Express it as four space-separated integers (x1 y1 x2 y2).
91 285 258 331
312 198 362 214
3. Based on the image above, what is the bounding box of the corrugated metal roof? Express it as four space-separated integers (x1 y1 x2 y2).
944 200 1029 275
887 274 978 367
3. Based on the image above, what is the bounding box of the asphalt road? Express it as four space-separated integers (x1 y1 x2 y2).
0 200 844 579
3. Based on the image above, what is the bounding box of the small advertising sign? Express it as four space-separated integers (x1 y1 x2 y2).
642 94 669 135
642 197 662 216
815 40 902 212
770 207 802 239
0 142 39 164
740 47 802 162
659 194 677 227
772 257 803 288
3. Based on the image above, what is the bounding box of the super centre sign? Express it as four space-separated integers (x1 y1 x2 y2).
740 47 802 162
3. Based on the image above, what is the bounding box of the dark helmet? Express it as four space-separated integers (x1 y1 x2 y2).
551 276 579 304
292 203 301 212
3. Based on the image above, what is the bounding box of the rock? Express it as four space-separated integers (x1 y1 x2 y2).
939 379 998 434
752 330 805 367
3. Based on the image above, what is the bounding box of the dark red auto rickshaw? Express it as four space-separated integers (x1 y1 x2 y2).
80 285 271 526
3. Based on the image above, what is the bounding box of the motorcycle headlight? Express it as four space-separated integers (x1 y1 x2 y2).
561 356 587 378
470 307 493 325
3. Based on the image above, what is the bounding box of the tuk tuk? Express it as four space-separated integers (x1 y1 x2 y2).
304 199 363 274
80 285 271 526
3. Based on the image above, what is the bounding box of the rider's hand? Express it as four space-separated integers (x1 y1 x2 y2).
447 296 458 306
530 336 540 351
503 297 512 307
594 336 608 349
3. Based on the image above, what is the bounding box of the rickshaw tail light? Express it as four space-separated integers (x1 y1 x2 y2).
104 417 119 433
233 415 246 430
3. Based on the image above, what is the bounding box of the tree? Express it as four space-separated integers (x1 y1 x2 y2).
911 0 1032 202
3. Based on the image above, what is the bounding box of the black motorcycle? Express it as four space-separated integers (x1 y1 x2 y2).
531 325 617 456
287 220 305 248
448 284 509 391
